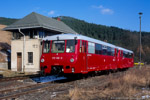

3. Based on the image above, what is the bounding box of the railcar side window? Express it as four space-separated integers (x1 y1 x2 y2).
111 48 115 56
102 45 107 55
88 42 95 54
95 44 102 54
120 50 123 57
131 53 133 58
66 40 75 53
126 52 133 58
43 41 50 53
51 41 65 53
107 47 111 56
123 51 129 58
123 51 126 57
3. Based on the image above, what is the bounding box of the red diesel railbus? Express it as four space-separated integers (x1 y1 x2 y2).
40 34 134 75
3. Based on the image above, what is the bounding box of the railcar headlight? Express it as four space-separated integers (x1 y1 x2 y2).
41 58 45 63
72 68 75 73
70 58 74 62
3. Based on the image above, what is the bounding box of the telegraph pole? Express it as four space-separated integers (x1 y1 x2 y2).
139 12 143 68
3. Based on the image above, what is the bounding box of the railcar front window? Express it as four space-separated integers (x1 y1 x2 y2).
43 41 50 53
51 41 65 53
66 40 76 53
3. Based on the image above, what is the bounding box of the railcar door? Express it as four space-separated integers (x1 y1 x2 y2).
118 50 123 69
80 40 88 73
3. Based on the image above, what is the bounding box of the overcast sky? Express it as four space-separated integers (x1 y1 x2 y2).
0 0 149 32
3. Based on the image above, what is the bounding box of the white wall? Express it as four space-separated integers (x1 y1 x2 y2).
11 39 42 72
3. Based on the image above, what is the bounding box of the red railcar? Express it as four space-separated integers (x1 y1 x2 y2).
40 34 134 75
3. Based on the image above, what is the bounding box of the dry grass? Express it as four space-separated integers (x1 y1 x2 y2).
56 66 150 100
0 68 36 77
0 68 21 77
67 87 102 100
101 67 150 99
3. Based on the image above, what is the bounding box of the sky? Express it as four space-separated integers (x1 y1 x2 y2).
0 0 150 32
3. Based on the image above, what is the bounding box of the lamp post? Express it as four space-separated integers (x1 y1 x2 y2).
139 12 143 67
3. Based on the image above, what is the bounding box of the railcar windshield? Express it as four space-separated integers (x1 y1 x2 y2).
51 41 65 53
66 40 76 53
43 41 50 53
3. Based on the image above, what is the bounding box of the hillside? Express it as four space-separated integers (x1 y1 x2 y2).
0 25 11 62
0 17 18 25
0 25 12 45
0 16 150 63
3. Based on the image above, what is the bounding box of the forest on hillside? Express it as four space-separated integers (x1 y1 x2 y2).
0 16 150 63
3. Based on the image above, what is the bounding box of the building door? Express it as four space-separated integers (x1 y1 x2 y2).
17 53 22 71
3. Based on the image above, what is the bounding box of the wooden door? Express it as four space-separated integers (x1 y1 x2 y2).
17 53 22 71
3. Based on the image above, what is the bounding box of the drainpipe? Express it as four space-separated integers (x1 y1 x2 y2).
18 28 25 73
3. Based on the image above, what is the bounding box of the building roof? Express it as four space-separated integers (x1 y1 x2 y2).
3 12 77 34
43 33 133 53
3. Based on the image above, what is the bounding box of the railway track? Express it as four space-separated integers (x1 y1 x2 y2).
0 75 68 99
0 76 29 82
0 81 56 99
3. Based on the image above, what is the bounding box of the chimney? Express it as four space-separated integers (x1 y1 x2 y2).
57 17 61 21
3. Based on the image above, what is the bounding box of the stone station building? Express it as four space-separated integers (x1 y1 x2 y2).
3 12 76 72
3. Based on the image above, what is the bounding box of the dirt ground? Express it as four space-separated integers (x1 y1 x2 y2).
7 65 148 100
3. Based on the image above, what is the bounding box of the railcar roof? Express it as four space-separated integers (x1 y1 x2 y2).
43 33 116 47
43 33 133 53
117 47 133 53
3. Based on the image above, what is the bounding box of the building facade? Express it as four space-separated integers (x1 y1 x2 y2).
4 12 76 72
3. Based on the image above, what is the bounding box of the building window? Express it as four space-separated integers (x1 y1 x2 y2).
28 52 33 63
13 32 21 39
29 31 34 39
39 31 45 38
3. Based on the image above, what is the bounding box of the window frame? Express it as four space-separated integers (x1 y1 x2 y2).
28 52 33 64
